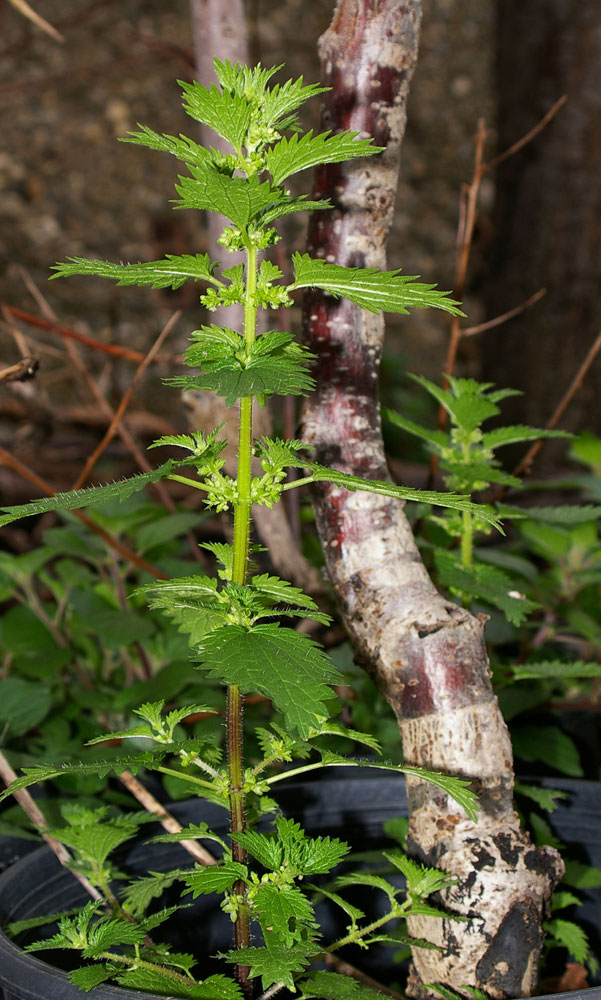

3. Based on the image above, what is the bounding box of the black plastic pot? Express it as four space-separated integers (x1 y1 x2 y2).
0 773 599 1000
0 832 39 876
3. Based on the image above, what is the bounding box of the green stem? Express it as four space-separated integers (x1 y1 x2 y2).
265 761 333 785
228 244 258 991
280 475 315 492
99 951 195 986
460 441 473 569
324 906 405 954
156 766 216 791
461 509 473 569
167 473 208 492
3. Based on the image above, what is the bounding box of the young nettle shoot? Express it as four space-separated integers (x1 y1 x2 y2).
0 60 501 999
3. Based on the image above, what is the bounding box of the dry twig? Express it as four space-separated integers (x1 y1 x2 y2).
512 327 601 479
6 0 64 42
70 311 180 490
118 770 216 866
0 750 102 900
0 304 178 365
0 355 39 384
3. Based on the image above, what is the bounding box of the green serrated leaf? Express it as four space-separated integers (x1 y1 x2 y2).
517 504 601 525
0 459 198 528
121 124 211 167
193 974 244 1000
512 660 601 681
259 74 329 130
410 374 500 432
175 332 315 404
265 130 381 186
334 872 398 905
120 870 187 919
175 166 291 230
308 465 502 530
514 781 567 812
84 917 147 957
544 918 593 965
551 890 582 912
512 726 583 777
51 253 218 290
309 755 479 822
292 253 464 316
85 724 156 745
179 78 252 148
563 859 601 889
234 817 349 877
260 196 331 227
481 425 570 450
309 720 381 754
249 573 319 611
298 970 389 1000
255 436 307 469
7 908 81 936
198 624 342 739
0 752 168 804
440 460 521 491
115 967 239 998
253 883 316 948
200 542 234 580
434 550 539 625
305 884 365 928
220 942 313 992
183 861 247 898
69 965 117 991
384 408 448 450
49 821 137 867
230 829 283 872
383 850 457 899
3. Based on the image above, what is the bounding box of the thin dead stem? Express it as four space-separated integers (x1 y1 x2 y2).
118 770 216 866
0 750 102 901
6 0 64 42
0 356 39 383
70 311 180 490
512 327 601 479
487 94 567 172
0 303 178 365
462 288 547 337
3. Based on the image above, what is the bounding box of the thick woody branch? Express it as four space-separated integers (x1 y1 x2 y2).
301 3 562 997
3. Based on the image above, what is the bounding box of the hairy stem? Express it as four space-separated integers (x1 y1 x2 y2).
228 243 258 982
99 950 195 986
461 510 473 569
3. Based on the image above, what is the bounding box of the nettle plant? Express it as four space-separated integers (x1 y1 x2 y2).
0 62 504 999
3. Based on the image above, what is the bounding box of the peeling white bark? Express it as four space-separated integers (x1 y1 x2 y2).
302 2 563 996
